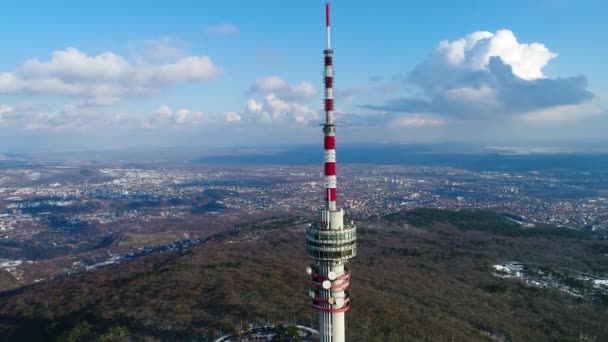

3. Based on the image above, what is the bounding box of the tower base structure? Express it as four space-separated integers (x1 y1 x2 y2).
306 209 356 342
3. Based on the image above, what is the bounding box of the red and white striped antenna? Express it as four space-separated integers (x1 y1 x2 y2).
323 2 336 210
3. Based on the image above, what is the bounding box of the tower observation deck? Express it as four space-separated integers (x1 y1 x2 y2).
305 3 357 342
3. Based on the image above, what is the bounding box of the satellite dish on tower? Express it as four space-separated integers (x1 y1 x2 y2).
336 297 345 306
322 280 332 289
328 271 337 280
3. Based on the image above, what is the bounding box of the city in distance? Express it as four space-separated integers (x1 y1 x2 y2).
1 145 607 340
0 1 607 341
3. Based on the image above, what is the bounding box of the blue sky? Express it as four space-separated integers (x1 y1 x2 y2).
0 0 606 152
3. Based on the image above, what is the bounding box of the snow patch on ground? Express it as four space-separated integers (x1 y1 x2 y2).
492 262 608 299
0 259 22 269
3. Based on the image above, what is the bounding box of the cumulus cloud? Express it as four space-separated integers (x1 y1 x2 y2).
157 56 221 83
242 76 320 126
436 30 557 80
244 94 319 125
250 76 317 101
246 99 263 113
224 111 242 122
20 48 129 80
361 29 594 120
153 105 252 128
205 23 239 36
146 104 204 128
155 104 173 120
0 47 223 104
145 104 247 128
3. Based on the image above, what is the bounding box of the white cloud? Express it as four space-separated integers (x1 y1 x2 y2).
438 31 493 65
0 47 223 104
147 105 246 128
247 99 263 113
205 23 239 36
0 73 23 92
245 76 320 125
247 94 319 125
250 76 318 101
251 76 287 93
156 104 173 118
224 111 242 122
0 104 12 115
21 47 129 80
158 56 221 83
175 109 202 125
291 82 317 100
388 114 446 128
148 104 203 127
363 29 593 120
437 29 557 80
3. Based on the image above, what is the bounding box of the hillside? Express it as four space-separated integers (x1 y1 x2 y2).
0 210 607 341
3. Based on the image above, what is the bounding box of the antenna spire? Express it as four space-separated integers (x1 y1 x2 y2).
326 2 331 49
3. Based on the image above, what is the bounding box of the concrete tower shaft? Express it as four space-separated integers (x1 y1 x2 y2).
305 3 356 342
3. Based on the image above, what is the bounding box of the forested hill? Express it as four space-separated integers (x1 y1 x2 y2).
386 208 593 238
0 210 607 341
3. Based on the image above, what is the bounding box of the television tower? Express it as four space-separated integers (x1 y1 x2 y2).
306 3 357 342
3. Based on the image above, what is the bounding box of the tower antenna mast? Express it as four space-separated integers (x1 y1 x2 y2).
305 3 357 342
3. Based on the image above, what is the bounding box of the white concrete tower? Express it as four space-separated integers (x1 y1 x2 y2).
305 3 357 342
